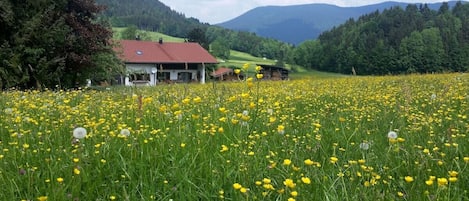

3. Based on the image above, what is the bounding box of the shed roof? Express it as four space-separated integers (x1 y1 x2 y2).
116 40 218 64
211 67 233 77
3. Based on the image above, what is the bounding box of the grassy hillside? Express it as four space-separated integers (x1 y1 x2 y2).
112 27 344 78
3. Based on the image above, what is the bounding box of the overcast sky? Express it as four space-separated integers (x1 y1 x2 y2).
158 0 450 24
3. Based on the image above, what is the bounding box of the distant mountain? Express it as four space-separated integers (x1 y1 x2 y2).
217 1 465 44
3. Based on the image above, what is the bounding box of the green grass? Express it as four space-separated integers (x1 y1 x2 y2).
0 73 468 200
112 27 185 42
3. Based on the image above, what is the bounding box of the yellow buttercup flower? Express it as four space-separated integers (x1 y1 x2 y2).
233 183 242 190
255 65 262 72
330 156 339 164
301 177 311 184
283 179 296 188
37 196 48 201
73 168 81 175
404 176 414 183
437 178 448 186
242 63 249 70
304 159 314 166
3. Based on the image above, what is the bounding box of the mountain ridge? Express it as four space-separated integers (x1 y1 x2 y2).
217 1 465 44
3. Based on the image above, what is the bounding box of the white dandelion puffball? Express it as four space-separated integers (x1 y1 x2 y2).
73 127 87 139
3 108 13 114
387 131 398 139
359 142 370 150
120 129 131 137
267 108 273 115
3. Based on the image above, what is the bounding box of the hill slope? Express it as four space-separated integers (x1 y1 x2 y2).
96 0 209 38
217 1 464 44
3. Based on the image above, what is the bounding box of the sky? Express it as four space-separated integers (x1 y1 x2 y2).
159 0 449 24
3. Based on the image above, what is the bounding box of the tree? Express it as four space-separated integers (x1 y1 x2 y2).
210 38 230 60
187 27 209 50
399 31 424 73
121 25 138 40
421 28 444 72
120 25 151 41
0 0 121 89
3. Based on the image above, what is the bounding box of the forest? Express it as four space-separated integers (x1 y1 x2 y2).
294 2 469 74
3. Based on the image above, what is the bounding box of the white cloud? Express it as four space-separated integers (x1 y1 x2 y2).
159 0 457 24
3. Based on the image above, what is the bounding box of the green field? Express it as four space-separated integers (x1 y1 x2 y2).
1 73 468 200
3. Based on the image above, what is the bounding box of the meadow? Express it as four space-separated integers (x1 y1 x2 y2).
0 72 468 201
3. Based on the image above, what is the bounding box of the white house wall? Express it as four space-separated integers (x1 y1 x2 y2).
125 64 157 86
125 63 206 86
126 64 156 73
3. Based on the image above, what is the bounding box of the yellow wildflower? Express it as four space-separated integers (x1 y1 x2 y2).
437 178 448 186
233 183 242 190
301 177 311 184
404 176 414 183
330 156 339 164
304 159 314 166
37 196 48 201
283 179 296 188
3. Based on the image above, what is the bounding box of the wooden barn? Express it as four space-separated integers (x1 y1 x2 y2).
258 64 289 80
115 39 218 86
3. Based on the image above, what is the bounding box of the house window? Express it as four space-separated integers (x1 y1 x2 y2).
178 72 192 83
157 72 171 82
129 73 150 82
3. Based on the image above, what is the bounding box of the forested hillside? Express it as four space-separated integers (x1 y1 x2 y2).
95 0 207 38
294 2 469 74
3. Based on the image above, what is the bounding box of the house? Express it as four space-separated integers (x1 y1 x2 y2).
258 64 290 80
210 67 243 81
115 39 218 86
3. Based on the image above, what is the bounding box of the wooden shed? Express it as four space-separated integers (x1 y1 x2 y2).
211 67 244 81
258 64 289 80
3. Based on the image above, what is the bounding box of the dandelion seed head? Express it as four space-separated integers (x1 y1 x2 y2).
359 142 370 150
267 108 273 115
120 129 130 137
73 127 87 139
387 131 398 139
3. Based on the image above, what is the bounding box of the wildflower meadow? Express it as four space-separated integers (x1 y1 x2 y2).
0 72 468 201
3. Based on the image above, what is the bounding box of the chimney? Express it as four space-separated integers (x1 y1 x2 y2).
159 38 163 44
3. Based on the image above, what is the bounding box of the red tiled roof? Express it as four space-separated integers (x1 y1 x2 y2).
115 40 218 64
211 67 233 77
